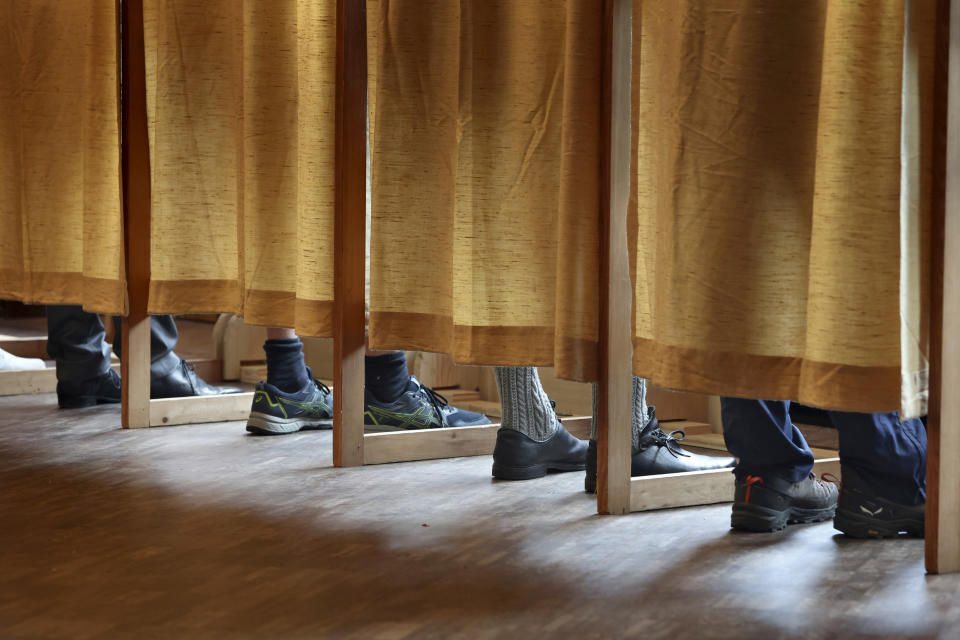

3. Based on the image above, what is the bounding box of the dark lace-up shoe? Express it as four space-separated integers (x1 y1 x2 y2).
731 472 838 532
833 466 924 538
584 408 736 492
152 359 243 398
363 376 491 431
57 368 122 409
492 423 588 480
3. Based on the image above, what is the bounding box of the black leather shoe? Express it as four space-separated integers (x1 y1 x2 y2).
152 360 244 399
584 409 736 492
492 423 588 480
57 368 122 409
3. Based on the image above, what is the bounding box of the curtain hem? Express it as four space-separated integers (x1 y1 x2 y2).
149 280 243 316
0 272 126 315
633 337 901 414
370 310 598 381
243 291 333 338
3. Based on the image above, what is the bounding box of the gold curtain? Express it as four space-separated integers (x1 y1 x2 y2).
631 0 936 414
0 2 125 313
368 0 604 381
144 0 336 336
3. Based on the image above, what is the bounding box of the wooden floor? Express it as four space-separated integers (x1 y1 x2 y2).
1 395 959 639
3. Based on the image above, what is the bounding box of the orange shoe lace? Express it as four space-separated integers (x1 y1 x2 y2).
744 475 764 504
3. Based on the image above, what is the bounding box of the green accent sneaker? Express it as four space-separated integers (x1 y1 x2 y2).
363 376 491 432
246 376 333 435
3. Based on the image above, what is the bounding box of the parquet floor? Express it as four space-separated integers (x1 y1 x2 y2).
1 393 958 639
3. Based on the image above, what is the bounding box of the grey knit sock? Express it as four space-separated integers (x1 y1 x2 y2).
494 366 559 442
630 376 650 450
590 383 599 441
590 377 650 450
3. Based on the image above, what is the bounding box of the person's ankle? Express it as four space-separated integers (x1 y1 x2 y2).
264 338 309 393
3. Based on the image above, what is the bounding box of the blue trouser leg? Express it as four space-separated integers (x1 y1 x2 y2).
111 314 181 379
46 305 112 382
827 410 926 505
721 397 814 483
722 397 927 505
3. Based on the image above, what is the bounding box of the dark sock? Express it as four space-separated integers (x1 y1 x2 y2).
263 338 310 393
365 351 410 403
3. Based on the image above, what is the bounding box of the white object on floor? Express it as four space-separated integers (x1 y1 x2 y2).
0 347 46 371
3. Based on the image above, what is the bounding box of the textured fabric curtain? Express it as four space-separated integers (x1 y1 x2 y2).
630 0 936 415
368 0 604 381
0 2 125 313
144 0 336 336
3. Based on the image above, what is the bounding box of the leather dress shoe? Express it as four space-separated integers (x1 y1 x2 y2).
584 408 735 492
492 423 588 480
57 368 122 409
152 359 243 399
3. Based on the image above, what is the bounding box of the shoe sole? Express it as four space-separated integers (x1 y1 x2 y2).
731 503 836 533
492 461 586 481
363 423 434 433
833 507 924 539
363 420 491 433
585 475 597 494
246 412 333 435
58 395 121 409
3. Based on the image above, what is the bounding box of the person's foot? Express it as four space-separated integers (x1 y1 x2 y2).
57 368 122 409
833 466 924 538
584 409 736 492
491 423 588 480
731 473 838 533
363 376 491 431
152 359 244 399
246 374 333 435
0 347 45 371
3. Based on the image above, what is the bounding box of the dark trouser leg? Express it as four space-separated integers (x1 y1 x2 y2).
827 410 927 505
112 315 180 379
721 397 814 483
46 305 112 382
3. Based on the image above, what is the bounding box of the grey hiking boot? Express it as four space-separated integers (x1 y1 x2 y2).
731 472 838 532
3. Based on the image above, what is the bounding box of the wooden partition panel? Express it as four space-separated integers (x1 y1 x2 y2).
118 0 258 430
926 0 960 575
119 0 152 429
333 0 367 466
596 0 634 515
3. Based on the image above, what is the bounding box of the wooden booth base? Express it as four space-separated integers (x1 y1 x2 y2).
0 368 57 396
147 392 256 427
361 416 592 465
629 457 840 512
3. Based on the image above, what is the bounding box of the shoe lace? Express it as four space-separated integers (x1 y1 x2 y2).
821 472 842 492
744 475 764 504
419 383 449 427
303 368 331 396
647 426 690 458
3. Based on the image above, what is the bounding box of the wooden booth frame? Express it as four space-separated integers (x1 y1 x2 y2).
592 0 960 576
118 0 253 429
116 0 960 573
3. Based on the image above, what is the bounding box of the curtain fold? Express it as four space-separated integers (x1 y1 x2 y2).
144 0 336 336
368 0 604 381
630 0 935 414
0 2 125 314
